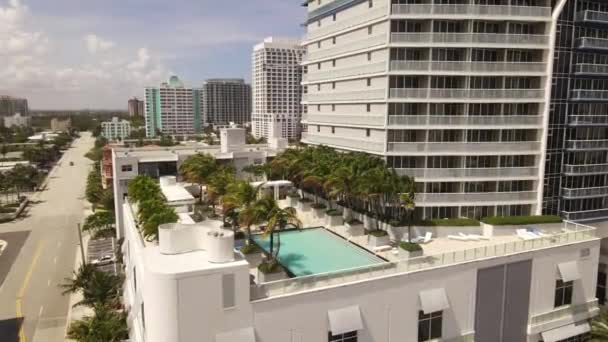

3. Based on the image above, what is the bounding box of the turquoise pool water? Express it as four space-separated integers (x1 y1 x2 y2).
252 228 384 277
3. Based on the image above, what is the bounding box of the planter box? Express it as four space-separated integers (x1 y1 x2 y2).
298 201 312 212
368 234 390 248
399 248 423 259
363 215 377 231
287 196 299 207
312 208 325 219
257 269 288 283
342 207 353 221
326 214 343 227
345 222 365 237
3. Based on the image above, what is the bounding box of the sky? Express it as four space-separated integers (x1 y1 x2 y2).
0 0 305 110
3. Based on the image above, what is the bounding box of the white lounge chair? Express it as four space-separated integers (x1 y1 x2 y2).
413 232 433 244
448 235 468 241
516 229 536 240
373 245 392 253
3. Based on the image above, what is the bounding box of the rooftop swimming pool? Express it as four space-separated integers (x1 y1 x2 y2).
252 228 385 277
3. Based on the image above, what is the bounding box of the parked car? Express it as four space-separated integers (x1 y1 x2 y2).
90 254 115 266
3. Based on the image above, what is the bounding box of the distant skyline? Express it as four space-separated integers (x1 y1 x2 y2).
0 0 305 110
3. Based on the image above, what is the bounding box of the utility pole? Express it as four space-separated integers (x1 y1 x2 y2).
77 223 86 264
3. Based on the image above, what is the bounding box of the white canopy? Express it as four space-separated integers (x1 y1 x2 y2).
541 322 590 342
216 327 255 342
419 288 450 314
558 261 581 282
328 305 364 335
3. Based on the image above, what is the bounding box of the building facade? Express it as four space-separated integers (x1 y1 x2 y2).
144 76 203 138
300 0 558 220
51 118 72 132
201 79 252 126
252 37 306 140
128 97 145 117
3 113 30 128
0 96 28 117
543 0 608 222
102 117 132 141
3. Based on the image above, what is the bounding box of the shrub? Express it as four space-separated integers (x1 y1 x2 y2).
325 209 342 216
240 243 260 255
346 218 362 225
481 215 562 226
311 203 326 209
399 241 422 252
368 230 388 237
418 218 480 227
234 231 246 240
258 260 280 274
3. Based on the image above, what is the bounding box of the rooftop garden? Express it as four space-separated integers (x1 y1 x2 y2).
127 175 178 241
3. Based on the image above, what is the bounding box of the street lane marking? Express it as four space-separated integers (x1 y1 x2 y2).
47 279 51 287
53 257 57 264
38 306 44 317
16 240 46 342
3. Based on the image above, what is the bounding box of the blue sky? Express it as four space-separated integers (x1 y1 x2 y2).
0 0 305 109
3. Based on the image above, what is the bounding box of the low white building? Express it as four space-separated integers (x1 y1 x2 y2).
102 117 132 141
28 132 59 142
159 176 195 214
3 113 30 128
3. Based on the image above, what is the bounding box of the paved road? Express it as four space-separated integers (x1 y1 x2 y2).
0 132 94 342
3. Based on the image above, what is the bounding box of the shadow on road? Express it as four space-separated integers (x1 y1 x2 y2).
0 317 24 342
0 231 30 287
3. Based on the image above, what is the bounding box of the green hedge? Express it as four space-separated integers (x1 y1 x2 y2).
481 215 562 226
326 209 342 216
368 230 388 237
311 203 326 209
399 241 422 252
258 261 281 274
417 218 480 227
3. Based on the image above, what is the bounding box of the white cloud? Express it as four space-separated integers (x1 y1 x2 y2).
128 48 150 70
85 34 115 54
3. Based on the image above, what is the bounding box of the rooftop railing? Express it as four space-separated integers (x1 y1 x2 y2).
563 163 608 175
303 89 386 102
391 4 551 18
562 186 608 199
416 191 537 204
568 115 608 126
390 60 546 74
529 299 599 328
387 141 541 154
305 35 386 62
566 140 608 151
301 133 385 153
390 32 549 46
302 114 385 126
250 221 595 300
395 167 539 180
307 5 388 40
304 62 386 82
387 115 542 126
389 88 545 100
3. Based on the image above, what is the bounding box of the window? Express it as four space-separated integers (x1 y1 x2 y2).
333 13 336 21
318 63 321 70
333 37 336 45
317 125 320 132
554 279 573 307
367 78 372 87
141 302 145 330
597 266 606 305
418 311 442 342
317 104 321 111
331 126 335 134
367 52 372 61
368 26 373 35
222 274 235 309
332 59 336 67
332 104 335 112
121 165 133 172
366 129 371 137
366 104 371 112
317 41 321 48
332 82 336 89
329 331 357 342
369 0 373 8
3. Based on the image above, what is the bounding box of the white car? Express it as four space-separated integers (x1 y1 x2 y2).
90 254 115 266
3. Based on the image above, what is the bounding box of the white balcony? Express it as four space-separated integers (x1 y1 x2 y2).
303 89 386 102
570 89 608 101
389 60 546 75
391 4 551 19
568 115 608 126
388 115 542 127
303 62 387 83
529 300 600 334
387 141 541 155
576 37 608 51
396 167 539 181
389 88 545 101
563 163 608 175
576 10 608 25
574 63 608 76
562 209 608 222
304 35 386 62
301 133 384 153
307 5 388 40
390 32 549 47
566 140 608 151
302 114 385 126
562 186 608 199
416 191 537 205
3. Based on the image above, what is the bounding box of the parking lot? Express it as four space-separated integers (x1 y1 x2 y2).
87 237 117 274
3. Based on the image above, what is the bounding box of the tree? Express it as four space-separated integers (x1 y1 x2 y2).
256 196 301 265
6 164 42 197
140 204 178 240
222 180 263 243
179 153 219 203
400 192 416 243
85 168 103 210
100 187 115 212
60 263 98 296
207 166 236 212
75 271 123 308
82 211 115 238
590 309 608 342
67 305 128 342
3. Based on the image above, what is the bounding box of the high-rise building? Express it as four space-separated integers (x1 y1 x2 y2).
102 117 132 141
252 37 306 140
51 118 72 132
128 97 145 117
201 79 251 126
543 0 608 222
3 113 30 128
301 0 554 220
144 76 203 138
0 96 28 117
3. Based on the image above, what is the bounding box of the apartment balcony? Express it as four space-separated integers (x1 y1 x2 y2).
390 33 549 48
562 186 608 199
389 88 545 101
576 37 608 51
302 114 385 126
566 140 608 151
562 209 608 222
396 167 539 181
416 191 537 205
574 63 608 76
303 89 386 103
304 35 386 62
388 115 542 127
391 4 551 19
303 62 387 83
307 5 388 40
576 10 608 26
301 133 384 153
389 60 546 75
570 90 608 101
529 300 600 334
563 163 608 176
568 115 608 126
386 141 541 155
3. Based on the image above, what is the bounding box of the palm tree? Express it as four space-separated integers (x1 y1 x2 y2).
324 165 357 216
127 175 161 203
60 263 98 295
207 166 236 212
256 196 301 265
67 305 128 342
75 271 123 308
179 153 218 203
400 192 416 243
141 205 178 241
222 180 262 243
82 211 115 238
590 309 608 342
